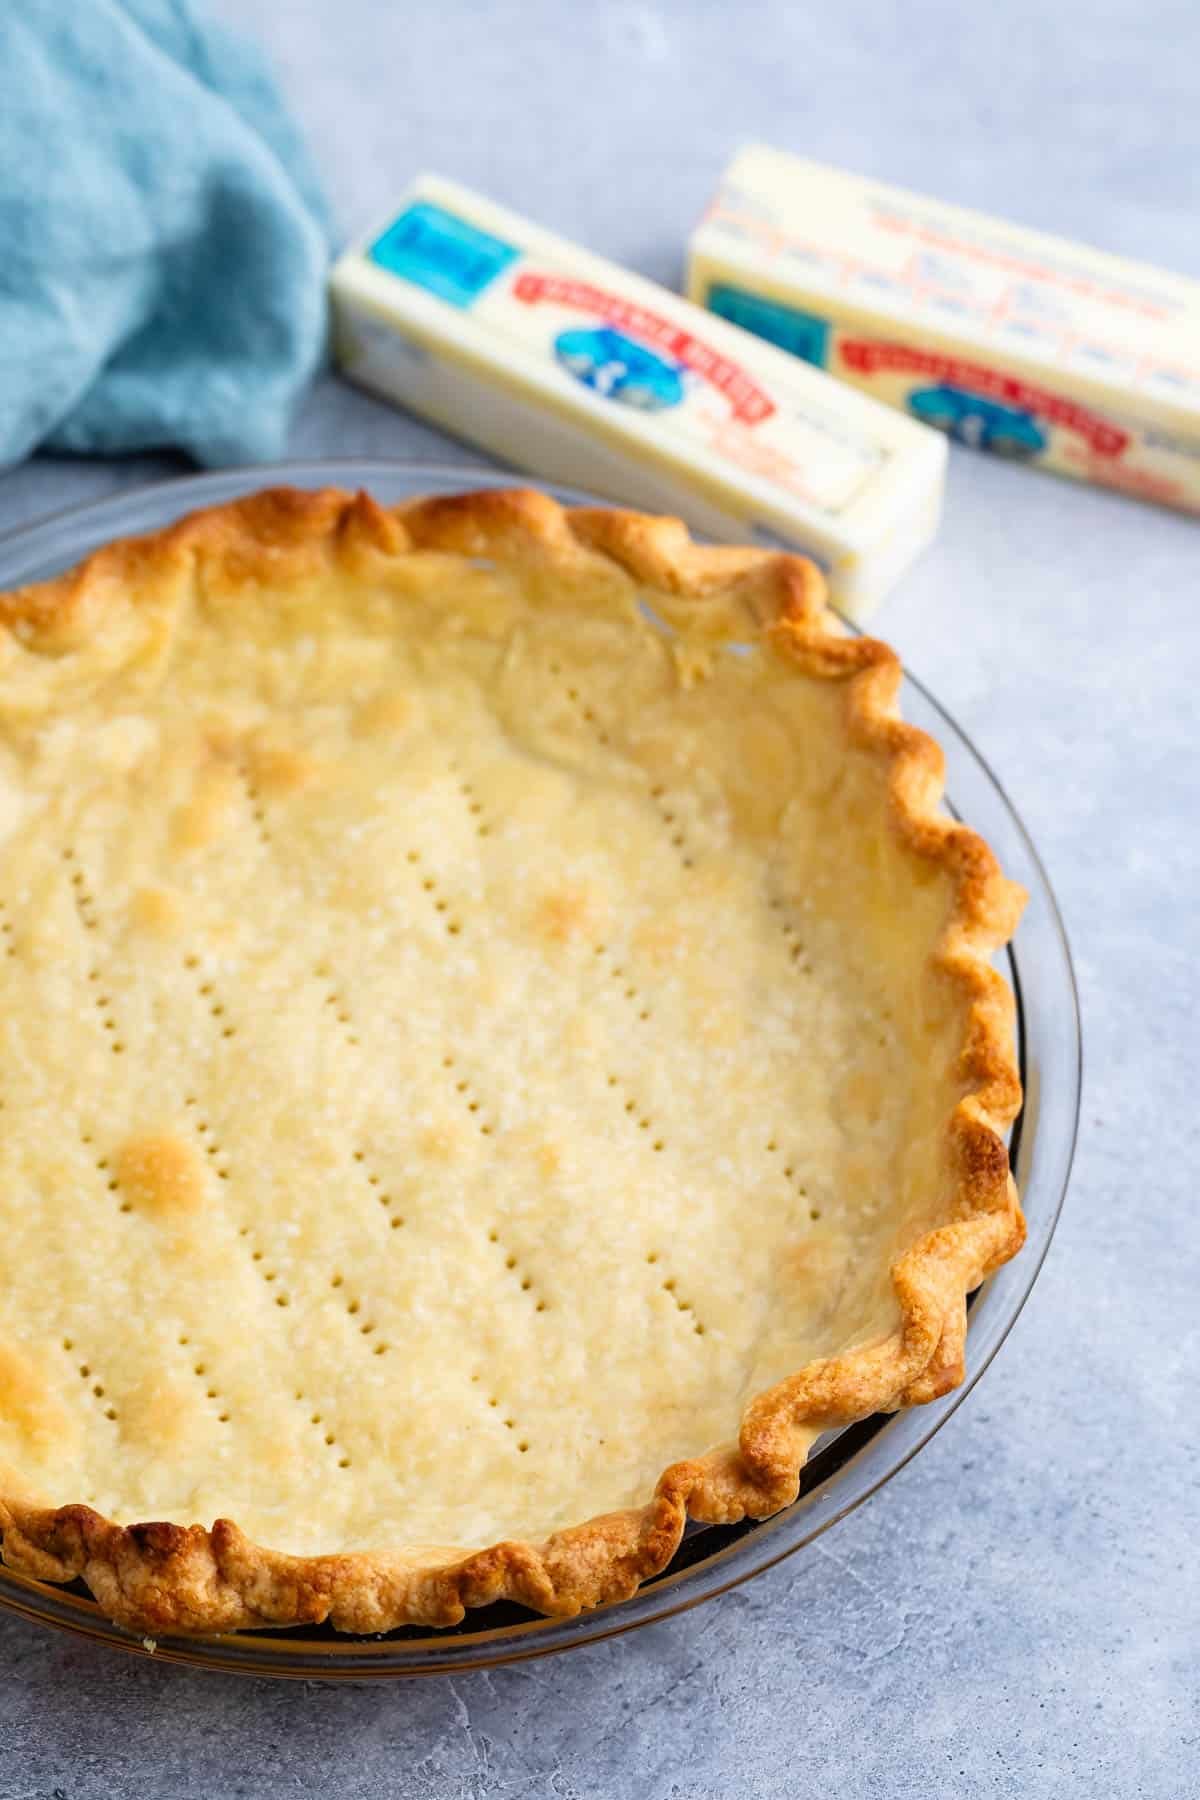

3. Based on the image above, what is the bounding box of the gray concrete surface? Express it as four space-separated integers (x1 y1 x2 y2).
1 2 1198 1794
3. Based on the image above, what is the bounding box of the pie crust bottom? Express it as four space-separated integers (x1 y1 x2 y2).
0 487 1025 1634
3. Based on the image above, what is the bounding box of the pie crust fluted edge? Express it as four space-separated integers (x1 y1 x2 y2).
0 485 1026 1637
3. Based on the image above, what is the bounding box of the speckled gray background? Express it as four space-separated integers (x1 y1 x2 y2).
2 2 1198 1794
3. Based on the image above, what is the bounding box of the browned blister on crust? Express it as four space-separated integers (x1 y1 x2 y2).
0 485 1024 1636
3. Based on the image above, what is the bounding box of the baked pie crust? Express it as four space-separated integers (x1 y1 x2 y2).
0 487 1025 1636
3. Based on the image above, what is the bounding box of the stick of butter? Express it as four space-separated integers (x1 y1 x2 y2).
689 145 1200 516
330 176 947 618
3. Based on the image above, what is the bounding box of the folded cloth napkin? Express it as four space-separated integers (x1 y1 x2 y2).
0 0 331 467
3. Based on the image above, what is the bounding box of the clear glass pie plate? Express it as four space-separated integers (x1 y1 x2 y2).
0 460 1080 1678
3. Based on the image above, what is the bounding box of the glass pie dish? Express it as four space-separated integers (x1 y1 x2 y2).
0 461 1080 1677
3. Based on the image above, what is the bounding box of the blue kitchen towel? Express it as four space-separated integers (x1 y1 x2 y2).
0 0 331 467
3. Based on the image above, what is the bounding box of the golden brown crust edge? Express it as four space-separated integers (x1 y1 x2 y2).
0 485 1026 1637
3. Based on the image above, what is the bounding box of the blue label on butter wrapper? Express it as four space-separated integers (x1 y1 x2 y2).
706 284 831 369
554 327 685 411
906 386 1046 457
369 202 519 307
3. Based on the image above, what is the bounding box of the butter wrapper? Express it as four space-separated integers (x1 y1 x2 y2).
330 175 947 619
689 145 1200 515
